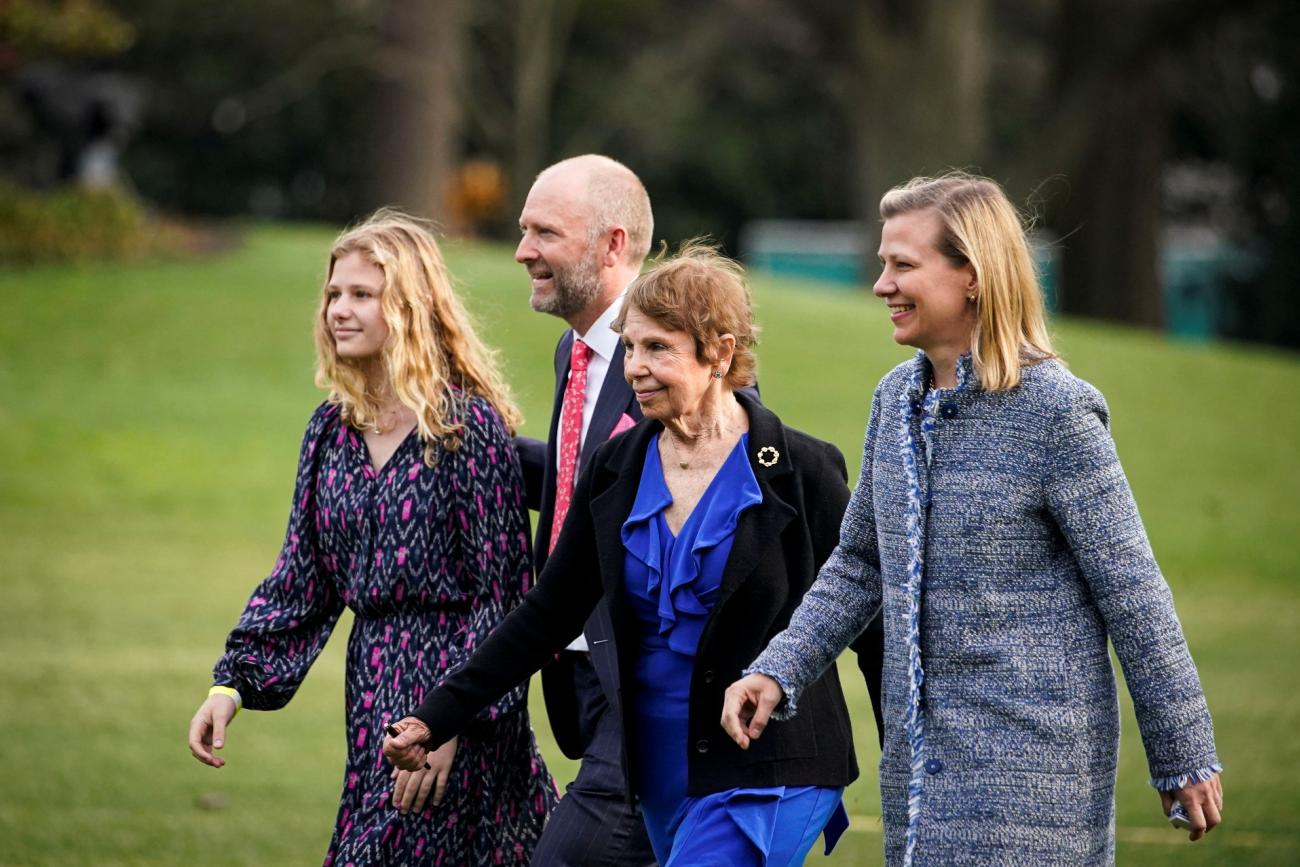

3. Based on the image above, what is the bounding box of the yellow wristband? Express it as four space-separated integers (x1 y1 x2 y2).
208 685 242 717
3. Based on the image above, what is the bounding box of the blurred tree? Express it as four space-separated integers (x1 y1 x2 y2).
0 0 142 191
0 0 134 70
366 0 466 224
43 0 1296 349
1044 0 1169 326
1010 0 1269 328
508 0 579 207
538 0 860 248
837 0 991 258
110 0 376 218
1173 0 1300 348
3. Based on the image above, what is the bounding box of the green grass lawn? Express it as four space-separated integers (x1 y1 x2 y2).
1 224 1298 865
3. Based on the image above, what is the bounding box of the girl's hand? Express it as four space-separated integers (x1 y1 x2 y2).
390 736 458 813
187 694 238 768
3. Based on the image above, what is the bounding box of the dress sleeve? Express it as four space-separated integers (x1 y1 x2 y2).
446 398 535 721
211 404 345 711
746 383 887 718
1044 384 1221 788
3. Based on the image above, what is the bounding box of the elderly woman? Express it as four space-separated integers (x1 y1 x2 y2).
721 174 1223 866
385 244 860 865
187 211 556 865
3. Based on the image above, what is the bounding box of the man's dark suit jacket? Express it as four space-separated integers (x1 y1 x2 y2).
415 391 862 798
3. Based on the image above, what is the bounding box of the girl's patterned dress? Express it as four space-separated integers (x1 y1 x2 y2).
213 396 557 865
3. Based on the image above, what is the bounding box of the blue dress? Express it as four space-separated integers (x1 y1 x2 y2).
621 433 848 866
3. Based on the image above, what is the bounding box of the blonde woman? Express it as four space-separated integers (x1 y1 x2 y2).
722 174 1222 865
187 211 556 865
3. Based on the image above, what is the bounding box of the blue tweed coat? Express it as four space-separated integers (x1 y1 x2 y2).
748 354 1220 866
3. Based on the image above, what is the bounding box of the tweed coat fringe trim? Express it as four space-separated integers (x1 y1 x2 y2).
1150 762 1223 792
896 353 972 867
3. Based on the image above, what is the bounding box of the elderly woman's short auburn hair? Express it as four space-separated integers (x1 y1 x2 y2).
613 240 759 389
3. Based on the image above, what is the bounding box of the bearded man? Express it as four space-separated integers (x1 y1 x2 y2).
513 154 659 866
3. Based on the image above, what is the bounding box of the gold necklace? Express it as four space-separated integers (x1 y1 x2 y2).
663 402 743 469
664 432 695 470
372 405 405 434
663 425 727 470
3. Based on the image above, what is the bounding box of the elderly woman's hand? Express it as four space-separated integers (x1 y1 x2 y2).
720 673 784 750
382 716 433 771
1161 774 1223 841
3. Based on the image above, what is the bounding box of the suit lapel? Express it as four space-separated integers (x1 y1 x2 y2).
550 330 574 441
545 330 574 485
581 343 635 469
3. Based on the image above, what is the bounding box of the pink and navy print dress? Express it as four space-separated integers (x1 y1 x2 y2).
213 396 556 866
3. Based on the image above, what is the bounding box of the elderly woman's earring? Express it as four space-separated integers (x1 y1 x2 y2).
712 370 724 380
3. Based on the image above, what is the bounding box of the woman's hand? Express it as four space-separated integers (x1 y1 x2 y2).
382 716 433 771
720 673 784 750
187 694 238 768
390 736 458 814
1161 774 1223 841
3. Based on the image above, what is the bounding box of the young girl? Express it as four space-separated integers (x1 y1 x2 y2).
187 210 555 865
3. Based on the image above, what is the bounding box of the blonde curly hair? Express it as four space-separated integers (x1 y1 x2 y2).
314 209 521 464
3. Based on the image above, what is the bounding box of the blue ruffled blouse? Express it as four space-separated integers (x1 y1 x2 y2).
620 434 848 863
621 433 762 661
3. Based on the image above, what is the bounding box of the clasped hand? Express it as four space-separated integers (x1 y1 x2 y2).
383 716 435 771
391 735 458 814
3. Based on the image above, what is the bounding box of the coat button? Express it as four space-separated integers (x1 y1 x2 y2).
924 758 944 775
696 739 711 754
702 670 715 684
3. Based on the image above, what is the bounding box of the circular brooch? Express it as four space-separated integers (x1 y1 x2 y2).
756 446 780 467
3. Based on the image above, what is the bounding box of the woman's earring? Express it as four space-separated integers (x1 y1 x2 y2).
712 370 723 380
967 294 977 302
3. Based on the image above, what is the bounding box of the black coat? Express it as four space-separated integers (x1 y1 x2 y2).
415 391 861 798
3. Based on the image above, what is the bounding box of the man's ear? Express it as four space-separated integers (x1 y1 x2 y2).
603 227 629 268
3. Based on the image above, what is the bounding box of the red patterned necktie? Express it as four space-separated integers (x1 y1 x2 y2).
550 338 592 553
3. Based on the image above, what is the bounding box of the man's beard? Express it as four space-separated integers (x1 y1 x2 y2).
530 247 602 319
